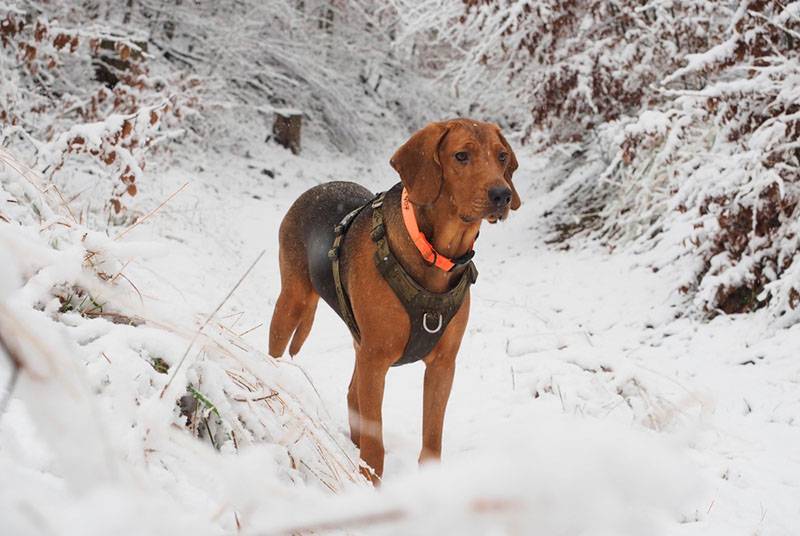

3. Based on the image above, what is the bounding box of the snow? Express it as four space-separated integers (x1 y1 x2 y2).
625 110 670 137
1 1 799 532
661 37 740 86
3 137 799 534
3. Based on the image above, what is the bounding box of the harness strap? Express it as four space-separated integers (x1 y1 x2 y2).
328 186 478 366
372 191 478 366
328 201 373 343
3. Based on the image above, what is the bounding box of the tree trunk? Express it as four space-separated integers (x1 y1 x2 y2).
272 111 302 155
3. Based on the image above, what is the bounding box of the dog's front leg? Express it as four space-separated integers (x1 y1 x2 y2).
419 351 456 464
354 350 391 484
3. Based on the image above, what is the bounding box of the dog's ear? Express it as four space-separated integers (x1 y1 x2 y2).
390 122 449 206
495 127 521 210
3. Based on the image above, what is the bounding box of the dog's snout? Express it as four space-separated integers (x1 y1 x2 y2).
488 186 512 208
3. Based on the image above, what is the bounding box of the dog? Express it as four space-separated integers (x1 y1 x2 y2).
268 118 520 484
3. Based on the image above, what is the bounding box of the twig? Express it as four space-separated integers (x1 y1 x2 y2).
219 310 245 321
237 322 263 337
0 332 22 419
159 250 266 399
46 183 80 225
114 181 189 241
260 508 406 535
116 272 144 305
298 460 336 493
0 148 46 193
259 495 521 535
232 391 279 402
83 181 190 266
110 259 133 283
0 363 20 419
227 310 245 330
204 418 218 450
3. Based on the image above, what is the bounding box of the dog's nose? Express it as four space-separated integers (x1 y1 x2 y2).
488 186 512 208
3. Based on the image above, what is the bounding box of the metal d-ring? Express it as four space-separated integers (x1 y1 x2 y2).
422 312 443 334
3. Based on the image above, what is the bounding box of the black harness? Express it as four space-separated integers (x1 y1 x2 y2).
328 190 478 366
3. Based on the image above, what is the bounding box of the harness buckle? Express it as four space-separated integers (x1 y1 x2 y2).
327 246 339 260
422 250 437 268
422 312 443 334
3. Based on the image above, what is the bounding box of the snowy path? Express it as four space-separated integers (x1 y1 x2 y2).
127 147 799 535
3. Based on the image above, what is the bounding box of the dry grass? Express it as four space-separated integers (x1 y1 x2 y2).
1 147 366 494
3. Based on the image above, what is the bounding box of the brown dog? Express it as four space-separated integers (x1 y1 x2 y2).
268 118 520 483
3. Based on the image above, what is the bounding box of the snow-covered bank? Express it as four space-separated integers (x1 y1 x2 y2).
3 141 798 534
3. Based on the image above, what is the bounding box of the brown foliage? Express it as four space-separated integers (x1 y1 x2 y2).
1 12 202 217
700 183 798 315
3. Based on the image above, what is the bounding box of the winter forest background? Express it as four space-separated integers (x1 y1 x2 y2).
1 1 799 535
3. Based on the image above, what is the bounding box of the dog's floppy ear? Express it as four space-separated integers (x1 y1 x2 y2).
495 127 521 210
390 122 449 206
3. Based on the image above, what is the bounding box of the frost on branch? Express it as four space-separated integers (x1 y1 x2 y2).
393 0 727 144
478 1 800 324
1 7 200 219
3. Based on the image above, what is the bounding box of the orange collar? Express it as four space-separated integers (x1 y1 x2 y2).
400 187 475 272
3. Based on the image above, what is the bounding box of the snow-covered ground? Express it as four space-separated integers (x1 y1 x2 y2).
1 139 799 535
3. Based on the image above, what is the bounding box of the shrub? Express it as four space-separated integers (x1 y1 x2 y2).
1 7 201 217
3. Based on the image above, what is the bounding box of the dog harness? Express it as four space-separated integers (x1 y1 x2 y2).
328 186 478 366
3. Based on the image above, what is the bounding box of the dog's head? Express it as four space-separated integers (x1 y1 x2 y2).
390 118 520 224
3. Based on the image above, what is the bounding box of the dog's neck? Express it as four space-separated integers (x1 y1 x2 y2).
415 202 480 262
385 187 480 294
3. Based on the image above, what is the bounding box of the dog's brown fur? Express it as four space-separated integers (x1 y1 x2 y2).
268 119 520 483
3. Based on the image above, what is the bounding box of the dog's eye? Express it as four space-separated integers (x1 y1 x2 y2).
499 152 508 163
454 151 469 162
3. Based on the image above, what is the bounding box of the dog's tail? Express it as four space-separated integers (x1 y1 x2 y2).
287 298 317 356
268 287 319 358
268 204 320 358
